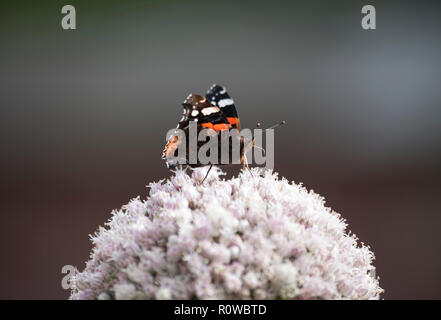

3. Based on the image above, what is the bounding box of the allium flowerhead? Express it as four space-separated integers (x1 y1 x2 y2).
70 167 383 300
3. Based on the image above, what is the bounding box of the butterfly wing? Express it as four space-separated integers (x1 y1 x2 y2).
181 94 231 131
198 105 231 131
206 84 240 130
162 94 231 168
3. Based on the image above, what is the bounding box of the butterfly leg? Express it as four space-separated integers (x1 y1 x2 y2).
200 164 213 184
240 152 254 178
242 153 249 170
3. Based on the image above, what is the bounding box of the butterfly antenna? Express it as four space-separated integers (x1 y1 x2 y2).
264 120 286 131
256 120 286 131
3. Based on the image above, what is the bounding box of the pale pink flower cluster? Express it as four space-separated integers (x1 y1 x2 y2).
70 167 383 300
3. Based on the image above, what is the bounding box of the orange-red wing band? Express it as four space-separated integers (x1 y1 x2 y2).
226 117 240 130
201 122 230 131
226 117 239 125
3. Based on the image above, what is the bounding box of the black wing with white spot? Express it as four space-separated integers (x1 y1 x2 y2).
205 84 240 129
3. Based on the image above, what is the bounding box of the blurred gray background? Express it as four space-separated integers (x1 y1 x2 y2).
0 0 440 299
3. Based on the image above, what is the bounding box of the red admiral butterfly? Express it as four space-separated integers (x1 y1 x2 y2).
163 84 245 167
162 84 283 180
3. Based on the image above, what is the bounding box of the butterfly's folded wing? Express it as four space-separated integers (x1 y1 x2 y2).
206 84 240 130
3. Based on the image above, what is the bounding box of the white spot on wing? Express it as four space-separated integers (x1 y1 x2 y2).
218 98 234 108
201 106 219 116
191 110 199 117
